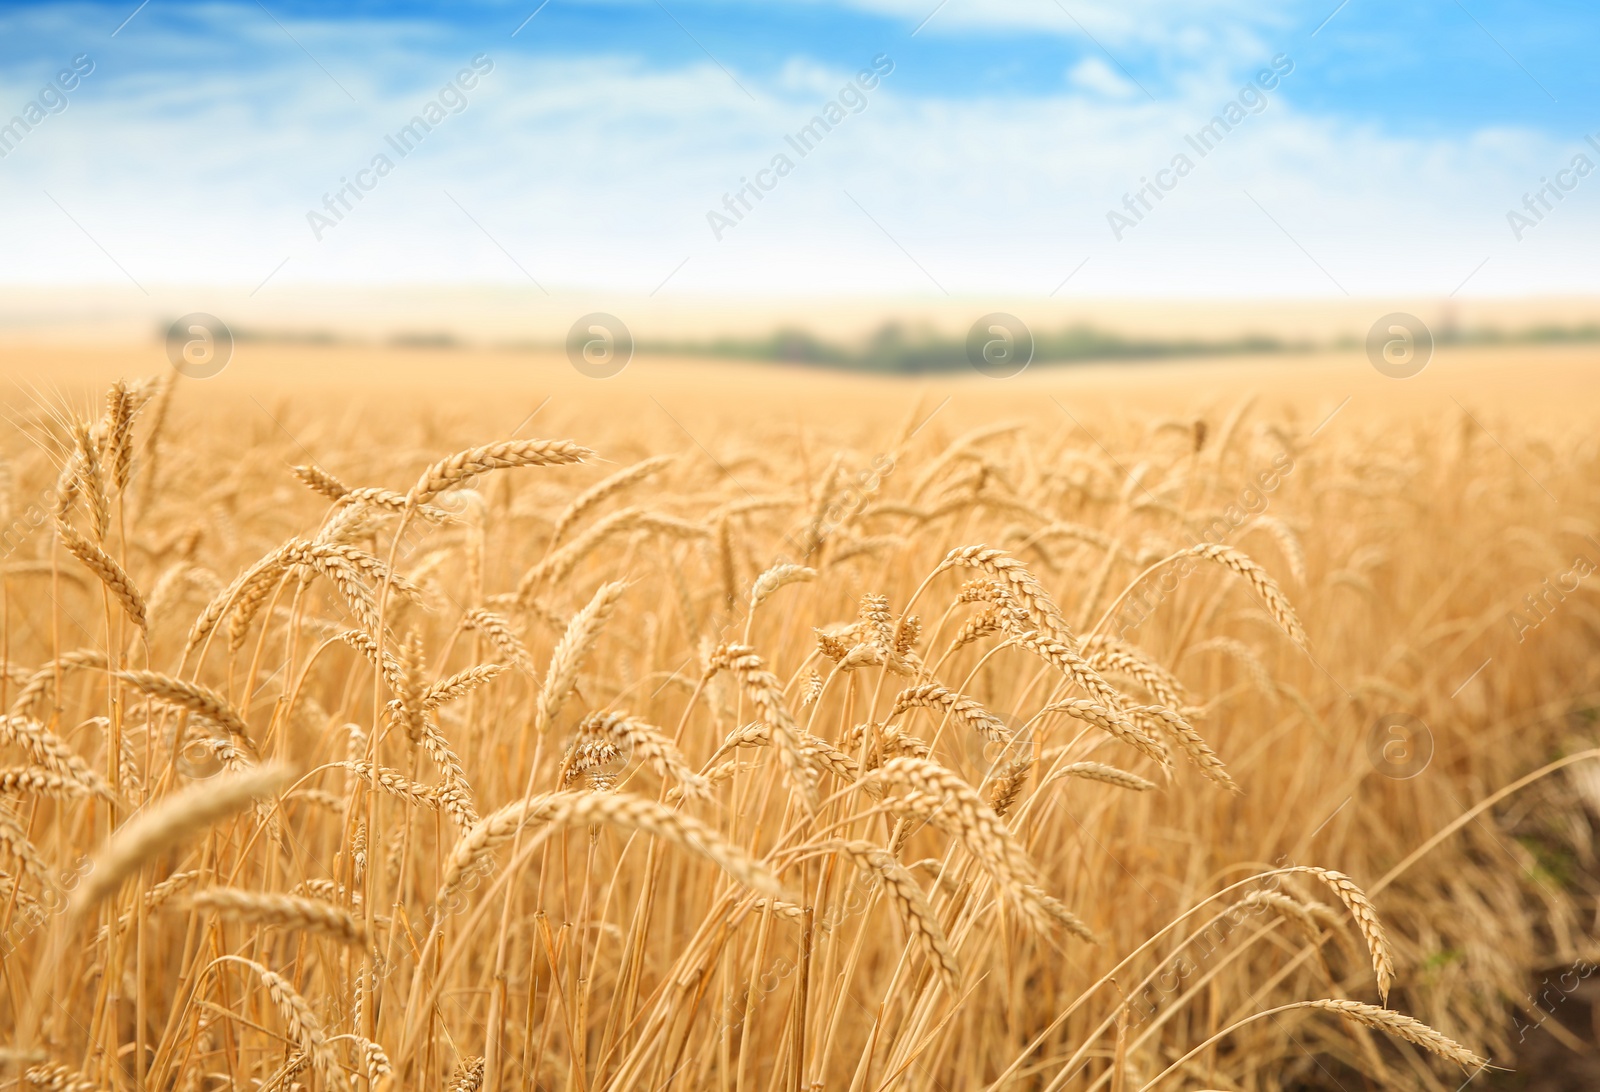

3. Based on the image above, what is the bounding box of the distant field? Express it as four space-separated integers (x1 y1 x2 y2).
2 339 1597 1090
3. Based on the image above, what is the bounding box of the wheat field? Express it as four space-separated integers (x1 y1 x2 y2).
1 346 1597 1090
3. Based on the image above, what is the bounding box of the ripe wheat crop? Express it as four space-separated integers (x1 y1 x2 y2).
0 370 1596 1090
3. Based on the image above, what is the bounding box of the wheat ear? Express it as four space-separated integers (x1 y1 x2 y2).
117 671 257 757
550 453 675 544
891 683 1009 743
1289 867 1396 1003
439 789 783 903
836 839 961 988
462 607 534 675
576 711 710 800
865 756 1094 942
1301 999 1485 1069
706 644 817 814
749 563 817 610
408 439 591 506
447 1056 486 1092
56 524 146 631
74 763 291 913
539 581 626 728
1045 762 1157 792
1187 543 1307 647
935 546 1076 648
221 956 346 1089
190 888 367 946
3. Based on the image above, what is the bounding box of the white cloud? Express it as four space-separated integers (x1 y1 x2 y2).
1067 57 1139 98
0 3 1587 298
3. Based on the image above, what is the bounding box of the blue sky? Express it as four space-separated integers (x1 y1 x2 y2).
0 0 1594 296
